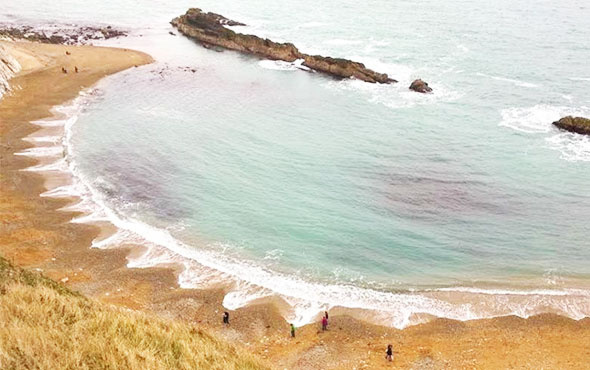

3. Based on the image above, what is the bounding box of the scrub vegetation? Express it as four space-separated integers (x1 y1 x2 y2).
0 257 267 370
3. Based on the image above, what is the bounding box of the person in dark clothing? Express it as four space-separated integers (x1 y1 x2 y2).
223 311 229 325
325 311 329 320
290 323 296 338
386 344 393 362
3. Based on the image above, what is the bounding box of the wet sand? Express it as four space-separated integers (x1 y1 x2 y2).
1 40 589 369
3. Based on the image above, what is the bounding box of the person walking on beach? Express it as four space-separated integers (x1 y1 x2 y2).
321 315 328 331
223 311 229 325
385 344 394 362
290 323 296 338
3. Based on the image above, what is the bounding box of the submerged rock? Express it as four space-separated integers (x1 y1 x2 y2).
171 8 397 84
552 116 590 135
409 79 432 93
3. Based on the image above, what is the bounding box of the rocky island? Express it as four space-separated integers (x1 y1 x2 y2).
552 116 590 135
409 78 432 93
171 8 397 84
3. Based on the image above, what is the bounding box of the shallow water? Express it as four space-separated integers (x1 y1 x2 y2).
5 0 590 326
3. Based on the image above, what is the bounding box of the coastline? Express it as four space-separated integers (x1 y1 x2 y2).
26 89 590 330
1 40 590 369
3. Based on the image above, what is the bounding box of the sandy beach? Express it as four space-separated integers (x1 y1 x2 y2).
1 40 590 369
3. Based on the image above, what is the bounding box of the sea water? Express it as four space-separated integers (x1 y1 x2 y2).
4 0 590 327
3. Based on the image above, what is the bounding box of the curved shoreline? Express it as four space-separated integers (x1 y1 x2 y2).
2 40 590 368
32 90 590 329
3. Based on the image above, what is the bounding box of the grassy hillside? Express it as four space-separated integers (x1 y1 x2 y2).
0 257 267 369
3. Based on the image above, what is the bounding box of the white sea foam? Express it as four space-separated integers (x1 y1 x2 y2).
20 89 590 329
224 19 286 44
263 248 283 261
434 286 590 297
561 94 574 102
223 283 274 309
14 146 63 157
22 136 62 144
456 44 469 52
476 72 539 88
24 157 68 172
258 59 299 71
546 132 590 162
568 77 590 82
258 59 311 72
326 73 461 109
499 104 590 161
323 39 363 46
322 55 462 109
293 59 312 71
361 39 390 54
348 56 414 82
298 21 327 29
69 204 590 328
32 116 78 127
499 104 590 133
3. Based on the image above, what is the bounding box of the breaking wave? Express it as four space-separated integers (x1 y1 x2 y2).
16 89 590 329
499 104 590 161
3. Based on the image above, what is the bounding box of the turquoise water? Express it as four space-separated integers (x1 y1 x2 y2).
5 0 590 325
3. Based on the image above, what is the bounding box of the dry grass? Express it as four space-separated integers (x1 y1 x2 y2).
0 257 267 370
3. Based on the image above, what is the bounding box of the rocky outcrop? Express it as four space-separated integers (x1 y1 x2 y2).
171 8 396 84
552 116 590 135
409 79 432 93
0 25 127 45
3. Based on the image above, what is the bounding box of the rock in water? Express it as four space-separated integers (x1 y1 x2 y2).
409 79 432 93
552 116 590 135
171 8 397 84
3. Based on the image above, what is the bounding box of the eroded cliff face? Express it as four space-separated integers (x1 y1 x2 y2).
0 45 21 99
171 8 397 84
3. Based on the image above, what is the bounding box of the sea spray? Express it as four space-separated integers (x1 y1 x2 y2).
499 104 590 160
